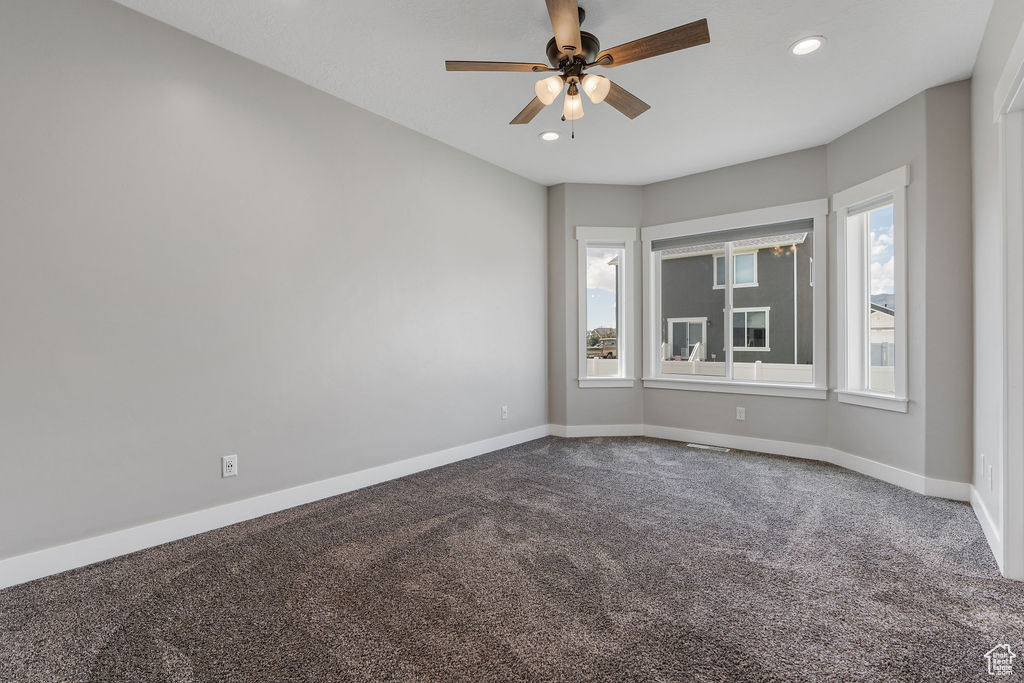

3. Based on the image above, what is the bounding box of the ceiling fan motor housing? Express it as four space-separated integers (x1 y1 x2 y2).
546 31 601 67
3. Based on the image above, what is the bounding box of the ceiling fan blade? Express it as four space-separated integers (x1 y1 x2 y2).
446 61 551 72
596 19 710 68
604 81 651 120
545 0 582 59
510 97 546 125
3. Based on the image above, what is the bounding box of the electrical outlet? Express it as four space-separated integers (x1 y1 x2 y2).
735 407 746 421
501 405 509 420
222 454 238 478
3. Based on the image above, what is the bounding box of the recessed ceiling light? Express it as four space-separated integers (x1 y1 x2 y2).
539 131 560 141
790 36 825 56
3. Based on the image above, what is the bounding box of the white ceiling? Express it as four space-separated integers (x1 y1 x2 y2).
111 0 993 186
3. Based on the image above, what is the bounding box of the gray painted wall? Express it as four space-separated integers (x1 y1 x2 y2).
640 148 832 447
972 1 1024 533
0 0 547 560
825 90 929 476
548 184 644 428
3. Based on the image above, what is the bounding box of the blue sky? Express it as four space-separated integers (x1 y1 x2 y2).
869 205 895 295
586 247 620 331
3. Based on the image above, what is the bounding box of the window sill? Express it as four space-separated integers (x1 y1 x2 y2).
578 378 637 389
642 377 827 400
836 390 908 413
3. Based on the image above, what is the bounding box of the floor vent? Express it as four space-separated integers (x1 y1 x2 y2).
685 443 731 452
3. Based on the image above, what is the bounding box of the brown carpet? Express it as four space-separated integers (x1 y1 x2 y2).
1 436 1022 682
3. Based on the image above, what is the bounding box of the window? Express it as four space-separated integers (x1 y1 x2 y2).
667 317 707 360
834 167 908 412
577 226 637 387
642 200 828 398
733 308 769 350
713 252 758 288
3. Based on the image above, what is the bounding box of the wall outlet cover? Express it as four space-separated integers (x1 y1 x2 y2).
222 454 238 478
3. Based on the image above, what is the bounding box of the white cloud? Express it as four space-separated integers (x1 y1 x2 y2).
871 228 893 261
586 248 621 293
871 255 894 294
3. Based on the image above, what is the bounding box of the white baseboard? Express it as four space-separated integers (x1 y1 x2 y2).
560 423 971 502
549 423 644 438
971 487 1003 573
0 425 550 591
0 421 976 591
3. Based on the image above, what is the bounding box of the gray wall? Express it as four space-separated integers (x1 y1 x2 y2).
972 1 1024 532
548 184 644 427
640 148 832 447
825 90 929 476
0 0 547 560
553 82 973 483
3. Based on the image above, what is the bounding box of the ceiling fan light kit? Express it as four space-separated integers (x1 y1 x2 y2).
444 1 710 129
535 75 565 106
562 83 584 120
580 73 611 104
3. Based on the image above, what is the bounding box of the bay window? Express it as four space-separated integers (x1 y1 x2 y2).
642 200 827 398
834 167 908 412
577 226 637 388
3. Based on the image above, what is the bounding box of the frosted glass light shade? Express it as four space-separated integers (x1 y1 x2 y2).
563 92 584 120
535 76 564 106
581 74 611 104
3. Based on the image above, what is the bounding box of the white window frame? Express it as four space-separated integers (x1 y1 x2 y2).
713 254 726 289
641 199 828 400
666 317 708 360
577 226 638 388
712 251 759 289
732 251 759 288
732 307 770 352
833 166 909 413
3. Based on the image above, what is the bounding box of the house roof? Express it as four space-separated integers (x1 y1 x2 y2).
661 232 808 260
871 303 895 316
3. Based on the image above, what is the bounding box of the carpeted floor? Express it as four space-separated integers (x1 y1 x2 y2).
1 437 1022 682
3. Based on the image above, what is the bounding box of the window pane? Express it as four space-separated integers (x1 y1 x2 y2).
731 229 813 383
734 253 756 285
659 249 725 377
733 313 745 348
585 246 623 377
746 312 767 348
655 220 814 384
868 205 895 393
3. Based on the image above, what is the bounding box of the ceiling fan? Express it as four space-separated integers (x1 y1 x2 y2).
445 0 710 125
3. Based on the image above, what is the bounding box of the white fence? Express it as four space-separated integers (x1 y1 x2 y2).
662 360 814 383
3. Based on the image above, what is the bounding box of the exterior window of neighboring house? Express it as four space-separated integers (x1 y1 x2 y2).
733 308 769 350
576 226 638 388
834 167 908 412
667 317 708 360
641 199 828 399
713 252 758 288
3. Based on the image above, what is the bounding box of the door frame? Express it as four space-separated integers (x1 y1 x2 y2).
993 22 1024 580
666 317 708 360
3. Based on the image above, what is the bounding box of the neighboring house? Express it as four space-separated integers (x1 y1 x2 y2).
869 302 896 392
870 302 895 367
660 230 814 366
